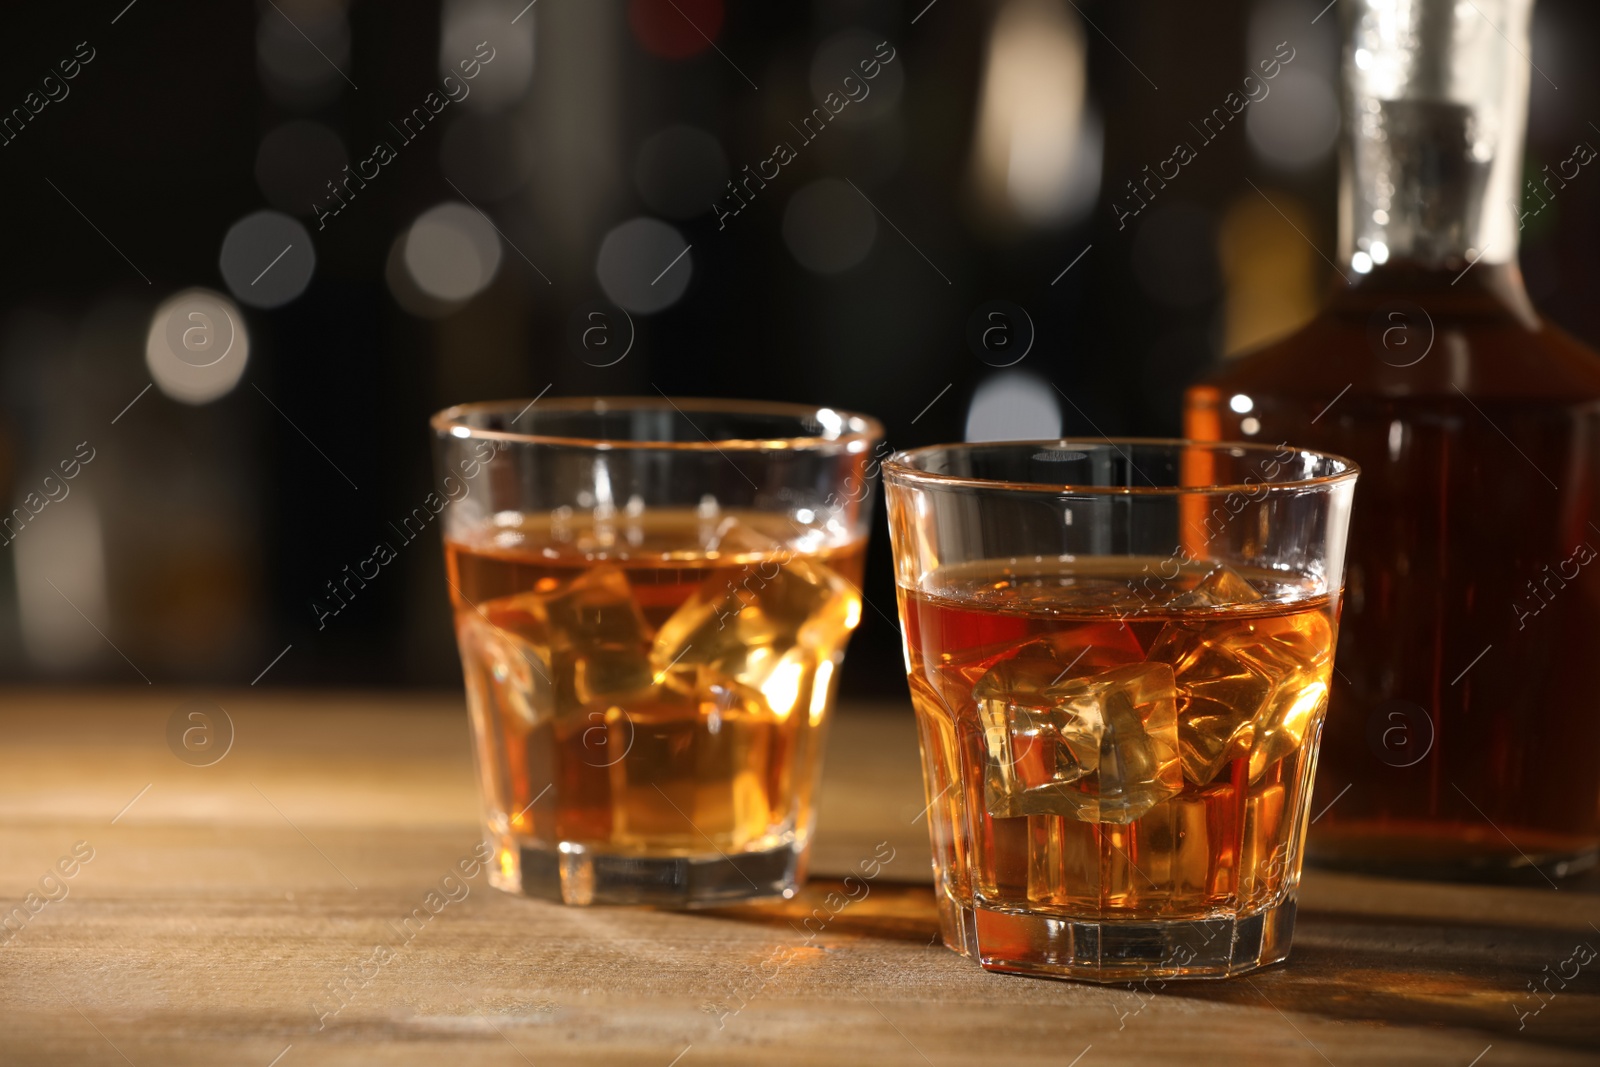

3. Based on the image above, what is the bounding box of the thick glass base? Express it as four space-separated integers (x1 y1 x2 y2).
938 891 1297 982
491 838 805 906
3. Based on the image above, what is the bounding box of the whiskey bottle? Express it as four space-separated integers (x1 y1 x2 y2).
1185 0 1600 879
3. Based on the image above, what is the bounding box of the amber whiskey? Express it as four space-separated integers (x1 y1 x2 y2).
901 558 1335 927
446 510 864 892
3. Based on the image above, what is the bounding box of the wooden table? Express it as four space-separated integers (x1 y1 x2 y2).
1 690 1596 1066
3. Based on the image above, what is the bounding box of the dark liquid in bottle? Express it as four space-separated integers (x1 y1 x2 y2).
1188 263 1600 878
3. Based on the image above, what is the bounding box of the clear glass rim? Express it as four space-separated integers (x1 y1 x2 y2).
884 438 1361 496
431 395 885 452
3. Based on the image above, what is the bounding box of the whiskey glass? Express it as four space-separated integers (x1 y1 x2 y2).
433 397 883 905
885 439 1357 980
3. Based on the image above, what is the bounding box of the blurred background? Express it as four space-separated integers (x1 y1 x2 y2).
0 0 1594 698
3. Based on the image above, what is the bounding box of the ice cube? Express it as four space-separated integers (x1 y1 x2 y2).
1150 610 1334 785
968 635 1145 799
1148 624 1268 785
480 564 655 712
977 659 1182 824
1167 563 1265 609
649 537 859 705
1228 612 1332 777
457 611 555 729
603 674 778 849
571 646 656 706
1239 783 1288 908
1247 674 1329 779
1236 609 1334 672
536 564 652 651
1126 783 1238 903
701 513 778 555
953 624 1144 688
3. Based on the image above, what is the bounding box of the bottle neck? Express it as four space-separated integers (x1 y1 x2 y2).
1338 0 1533 279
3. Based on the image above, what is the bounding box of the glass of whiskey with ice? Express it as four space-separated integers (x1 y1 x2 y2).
432 398 883 906
884 440 1357 980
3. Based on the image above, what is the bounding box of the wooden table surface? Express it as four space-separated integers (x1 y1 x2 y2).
1 690 1596 1066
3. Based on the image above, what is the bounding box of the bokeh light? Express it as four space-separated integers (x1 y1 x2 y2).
1217 191 1320 354
386 234 448 319
1245 71 1340 170
970 0 1098 225
440 0 535 108
219 211 316 309
782 179 877 275
15 495 108 670
145 288 250 405
965 370 1062 442
1245 0 1339 171
402 202 504 303
595 218 692 314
